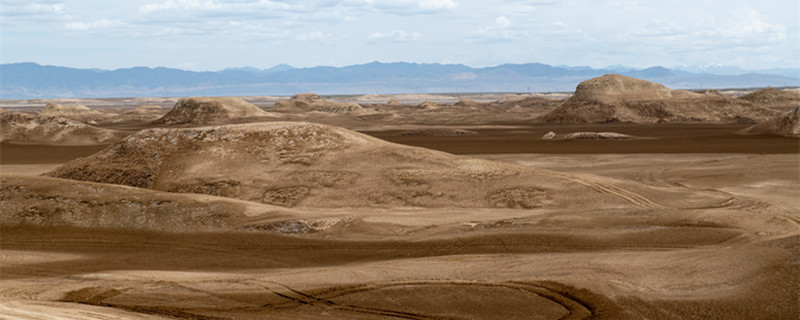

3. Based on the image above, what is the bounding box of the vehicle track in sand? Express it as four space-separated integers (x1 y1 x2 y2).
269 280 596 320
531 169 666 209
63 280 604 320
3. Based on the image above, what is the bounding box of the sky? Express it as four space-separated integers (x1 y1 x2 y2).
2 0 797 71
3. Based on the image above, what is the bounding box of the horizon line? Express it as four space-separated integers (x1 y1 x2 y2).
3 61 798 74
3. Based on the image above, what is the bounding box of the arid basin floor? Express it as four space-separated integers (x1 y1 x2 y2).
1 115 798 319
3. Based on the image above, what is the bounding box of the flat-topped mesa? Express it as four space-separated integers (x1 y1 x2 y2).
542 74 776 123
47 121 679 210
274 93 368 114
153 97 274 125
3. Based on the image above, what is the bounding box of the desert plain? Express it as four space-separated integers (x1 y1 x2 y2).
0 75 799 319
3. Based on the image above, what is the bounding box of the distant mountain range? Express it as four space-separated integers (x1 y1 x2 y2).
1 62 798 99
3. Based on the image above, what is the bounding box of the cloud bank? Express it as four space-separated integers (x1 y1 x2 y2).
2 0 795 71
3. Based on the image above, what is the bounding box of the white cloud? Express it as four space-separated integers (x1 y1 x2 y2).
622 6 786 51
365 0 457 14
130 0 303 40
296 31 332 41
139 0 214 14
632 20 684 37
467 16 526 43
502 0 562 5
367 29 421 43
719 7 786 42
1 0 71 25
1 1 64 16
2 0 795 71
538 21 589 38
417 0 457 11
495 16 511 28
139 0 289 16
233 23 291 42
64 19 124 31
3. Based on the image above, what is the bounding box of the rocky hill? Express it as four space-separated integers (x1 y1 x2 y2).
739 87 800 111
47 122 702 210
274 93 371 114
542 74 776 123
0 112 126 145
740 107 800 137
153 97 277 125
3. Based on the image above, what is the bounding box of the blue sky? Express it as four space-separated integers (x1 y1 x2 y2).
2 0 797 71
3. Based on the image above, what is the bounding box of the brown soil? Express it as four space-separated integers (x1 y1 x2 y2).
117 104 168 122
48 122 704 210
0 142 109 164
0 112 127 145
740 107 800 137
274 93 372 114
1 89 798 320
543 74 777 123
38 103 102 118
153 97 277 125
739 87 800 111
398 128 478 136
365 123 799 154
36 103 114 123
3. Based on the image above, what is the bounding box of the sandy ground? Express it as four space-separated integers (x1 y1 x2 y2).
3 151 798 319
1 95 799 319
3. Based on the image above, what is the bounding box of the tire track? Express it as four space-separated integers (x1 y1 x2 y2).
776 215 800 227
561 175 665 209
259 280 595 320
45 278 620 320
529 168 665 209
258 281 446 320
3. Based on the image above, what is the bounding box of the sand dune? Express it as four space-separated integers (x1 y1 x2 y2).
741 107 800 137
0 112 126 145
36 103 111 123
46 122 722 210
739 87 800 105
2 89 798 320
0 174 289 231
696 88 729 97
39 103 102 116
275 93 373 114
417 101 443 110
543 74 776 123
416 100 483 111
153 97 277 125
118 104 167 122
